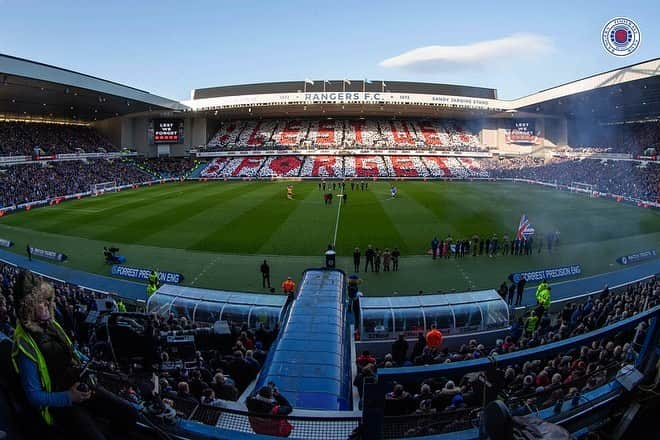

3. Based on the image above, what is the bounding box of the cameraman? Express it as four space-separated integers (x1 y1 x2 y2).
246 383 293 437
10 271 136 439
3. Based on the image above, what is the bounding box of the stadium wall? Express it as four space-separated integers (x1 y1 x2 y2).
481 120 498 148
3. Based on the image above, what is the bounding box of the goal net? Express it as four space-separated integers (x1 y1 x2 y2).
92 181 117 195
571 181 596 197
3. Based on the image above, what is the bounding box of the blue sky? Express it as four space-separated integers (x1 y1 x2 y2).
0 0 657 101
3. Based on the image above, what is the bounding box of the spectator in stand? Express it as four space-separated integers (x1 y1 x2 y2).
357 350 377 368
425 324 443 350
246 385 293 437
385 384 415 416
211 372 239 401
392 333 409 366
176 381 198 404
200 388 223 407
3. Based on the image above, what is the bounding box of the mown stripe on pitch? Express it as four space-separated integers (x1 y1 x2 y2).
189 183 313 254
86 182 257 244
256 183 336 256
333 184 407 256
377 182 447 254
128 182 271 248
21 183 202 235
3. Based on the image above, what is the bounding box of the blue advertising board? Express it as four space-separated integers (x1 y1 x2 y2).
509 264 581 284
29 246 67 262
111 265 184 284
616 250 657 265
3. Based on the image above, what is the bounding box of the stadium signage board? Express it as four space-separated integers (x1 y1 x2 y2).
29 246 67 261
111 265 184 284
0 238 13 248
509 264 581 284
616 249 657 265
152 119 183 144
185 92 500 111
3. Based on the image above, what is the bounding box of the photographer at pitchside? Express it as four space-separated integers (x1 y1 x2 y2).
11 271 136 439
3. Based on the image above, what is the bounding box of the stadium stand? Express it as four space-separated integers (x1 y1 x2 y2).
358 278 659 438
194 154 660 203
367 278 657 369
204 119 486 151
0 121 116 156
128 157 198 178
569 121 660 154
0 261 278 405
1 154 656 211
0 160 154 208
490 157 660 202
299 155 345 177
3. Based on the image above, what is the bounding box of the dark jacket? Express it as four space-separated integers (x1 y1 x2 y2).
392 337 409 365
246 393 293 416
213 382 239 401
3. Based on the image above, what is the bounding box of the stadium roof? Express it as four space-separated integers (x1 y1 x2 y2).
1 54 659 124
0 53 187 122
192 80 496 100
509 58 660 123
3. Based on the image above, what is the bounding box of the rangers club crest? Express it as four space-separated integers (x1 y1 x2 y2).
602 17 641 56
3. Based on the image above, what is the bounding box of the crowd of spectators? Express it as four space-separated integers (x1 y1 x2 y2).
206 119 485 152
355 278 657 421
0 262 279 416
0 121 116 156
0 262 112 343
148 316 278 407
129 157 199 179
489 157 660 202
0 159 153 208
569 121 660 155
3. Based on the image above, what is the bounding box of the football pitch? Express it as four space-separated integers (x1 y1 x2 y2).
0 181 658 296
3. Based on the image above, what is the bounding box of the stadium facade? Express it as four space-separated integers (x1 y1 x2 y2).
1 54 659 158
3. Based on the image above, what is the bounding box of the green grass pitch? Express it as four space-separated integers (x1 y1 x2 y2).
0 181 658 296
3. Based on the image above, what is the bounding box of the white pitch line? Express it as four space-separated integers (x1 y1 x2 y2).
190 254 221 285
332 196 344 247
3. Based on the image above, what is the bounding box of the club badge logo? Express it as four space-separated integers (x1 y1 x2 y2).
602 17 641 56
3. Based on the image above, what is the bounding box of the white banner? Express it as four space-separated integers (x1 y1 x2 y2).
183 91 504 111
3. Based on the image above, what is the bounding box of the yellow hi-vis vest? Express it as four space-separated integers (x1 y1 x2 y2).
536 289 551 309
536 282 549 298
11 320 73 425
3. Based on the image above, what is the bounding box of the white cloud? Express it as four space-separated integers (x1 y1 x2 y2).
380 33 554 73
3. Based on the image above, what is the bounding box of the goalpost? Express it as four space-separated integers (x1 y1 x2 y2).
91 181 118 195
571 181 596 197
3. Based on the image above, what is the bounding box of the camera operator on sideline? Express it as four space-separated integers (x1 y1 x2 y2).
246 383 293 437
10 271 137 439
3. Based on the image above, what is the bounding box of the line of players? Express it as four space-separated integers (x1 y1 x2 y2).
430 232 560 259
318 181 370 192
